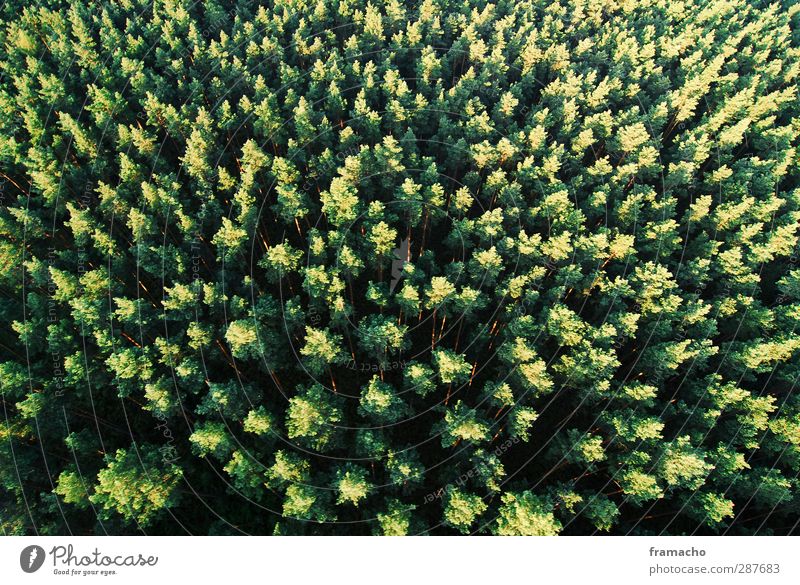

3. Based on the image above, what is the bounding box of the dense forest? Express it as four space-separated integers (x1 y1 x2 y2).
1 0 799 535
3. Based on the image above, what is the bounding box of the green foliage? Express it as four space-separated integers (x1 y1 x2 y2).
300 326 345 375
285 384 343 453
494 492 562 536
90 447 182 527
189 422 233 459
334 465 372 506
443 490 487 534
376 499 414 536
1 0 799 536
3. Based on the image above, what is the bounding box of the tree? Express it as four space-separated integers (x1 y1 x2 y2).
334 465 372 506
300 326 344 375
285 384 343 453
443 490 487 534
432 350 471 385
1 0 799 537
90 447 183 527
494 492 562 536
358 376 408 423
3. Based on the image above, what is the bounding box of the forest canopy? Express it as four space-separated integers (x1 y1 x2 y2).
1 0 799 535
